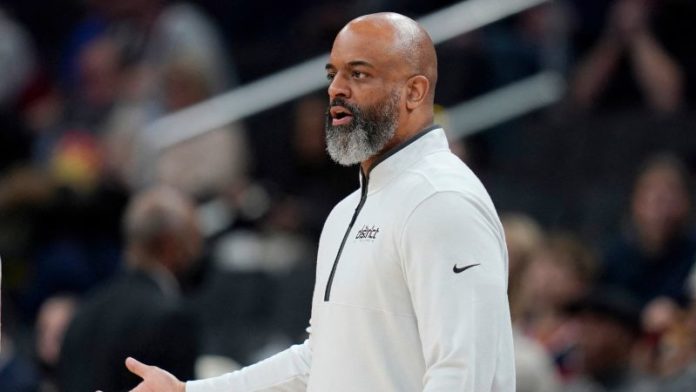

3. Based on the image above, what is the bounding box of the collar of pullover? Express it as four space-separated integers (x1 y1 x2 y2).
359 124 447 194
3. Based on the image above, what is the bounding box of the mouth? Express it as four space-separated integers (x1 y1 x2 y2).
330 106 354 126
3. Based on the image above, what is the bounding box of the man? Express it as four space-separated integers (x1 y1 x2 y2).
126 12 515 391
59 186 202 391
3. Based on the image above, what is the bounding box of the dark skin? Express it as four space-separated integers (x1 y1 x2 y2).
326 13 438 172
121 13 438 392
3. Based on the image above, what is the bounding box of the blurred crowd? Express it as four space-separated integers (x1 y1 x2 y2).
1 0 696 391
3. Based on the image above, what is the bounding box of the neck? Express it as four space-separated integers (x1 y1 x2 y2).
138 263 181 297
360 119 435 173
127 247 177 276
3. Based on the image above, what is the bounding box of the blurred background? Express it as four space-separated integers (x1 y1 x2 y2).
1 0 696 391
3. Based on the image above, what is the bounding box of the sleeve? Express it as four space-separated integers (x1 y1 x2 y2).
186 338 312 392
399 191 515 392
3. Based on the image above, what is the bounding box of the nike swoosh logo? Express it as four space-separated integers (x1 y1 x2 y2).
453 263 480 274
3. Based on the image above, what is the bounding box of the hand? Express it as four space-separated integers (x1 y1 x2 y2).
125 357 186 392
642 297 680 334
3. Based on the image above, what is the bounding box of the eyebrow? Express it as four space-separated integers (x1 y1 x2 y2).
347 60 375 69
325 60 376 71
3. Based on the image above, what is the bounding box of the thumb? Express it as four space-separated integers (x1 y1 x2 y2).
125 357 150 378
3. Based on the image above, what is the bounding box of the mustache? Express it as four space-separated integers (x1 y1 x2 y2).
326 99 361 130
327 98 359 114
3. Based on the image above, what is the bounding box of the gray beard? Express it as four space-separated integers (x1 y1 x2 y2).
325 92 399 166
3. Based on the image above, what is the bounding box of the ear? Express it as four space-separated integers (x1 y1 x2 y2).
405 75 430 111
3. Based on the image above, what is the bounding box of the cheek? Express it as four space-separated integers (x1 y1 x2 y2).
355 81 398 106
353 91 381 110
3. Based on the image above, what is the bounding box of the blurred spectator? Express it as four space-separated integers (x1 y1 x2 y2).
61 0 225 94
23 33 122 169
569 0 696 113
64 0 242 197
502 212 545 321
502 213 561 392
565 287 657 392
93 0 233 104
514 329 561 392
0 7 36 108
516 232 598 377
601 153 696 306
8 27 128 326
101 38 245 197
0 8 36 172
58 186 201 392
137 0 234 95
153 56 250 200
17 77 65 165
68 36 123 131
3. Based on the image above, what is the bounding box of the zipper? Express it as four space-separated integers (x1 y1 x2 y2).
324 170 369 301
322 125 440 302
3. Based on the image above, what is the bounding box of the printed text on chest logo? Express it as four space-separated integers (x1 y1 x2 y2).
355 225 380 240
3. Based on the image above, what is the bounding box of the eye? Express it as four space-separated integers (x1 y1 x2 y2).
326 73 336 81
352 71 367 79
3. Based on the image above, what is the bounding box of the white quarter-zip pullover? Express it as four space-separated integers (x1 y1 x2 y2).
187 126 515 392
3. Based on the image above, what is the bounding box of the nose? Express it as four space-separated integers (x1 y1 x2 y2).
328 73 350 101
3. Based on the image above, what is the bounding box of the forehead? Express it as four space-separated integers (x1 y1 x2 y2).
638 165 684 190
329 23 400 68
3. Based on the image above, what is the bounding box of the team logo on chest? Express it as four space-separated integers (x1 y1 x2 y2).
355 224 380 241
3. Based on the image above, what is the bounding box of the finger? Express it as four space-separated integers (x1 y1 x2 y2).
125 357 150 378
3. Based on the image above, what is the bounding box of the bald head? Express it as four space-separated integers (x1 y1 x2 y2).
339 12 438 101
325 13 439 169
